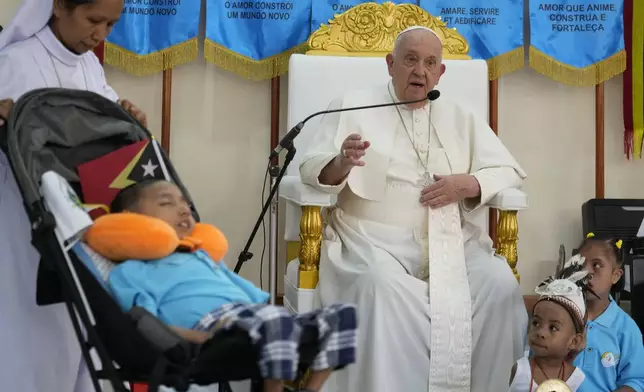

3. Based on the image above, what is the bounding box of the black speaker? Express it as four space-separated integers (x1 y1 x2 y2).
624 253 644 334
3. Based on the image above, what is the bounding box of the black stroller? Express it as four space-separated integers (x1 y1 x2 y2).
0 88 319 392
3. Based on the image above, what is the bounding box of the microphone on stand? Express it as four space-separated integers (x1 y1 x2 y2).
269 89 440 160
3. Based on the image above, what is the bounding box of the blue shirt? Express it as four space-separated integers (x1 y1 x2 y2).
574 300 644 392
108 250 270 329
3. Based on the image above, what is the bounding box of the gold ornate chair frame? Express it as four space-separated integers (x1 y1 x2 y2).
282 2 528 299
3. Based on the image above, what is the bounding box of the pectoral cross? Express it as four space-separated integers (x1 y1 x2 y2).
423 171 434 187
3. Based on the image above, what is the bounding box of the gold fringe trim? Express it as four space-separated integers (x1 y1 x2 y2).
632 1 644 158
104 38 198 76
486 47 525 80
634 126 644 160
204 39 308 81
529 46 626 87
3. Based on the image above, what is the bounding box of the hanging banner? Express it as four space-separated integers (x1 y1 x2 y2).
94 42 104 65
420 0 524 80
529 0 626 86
311 0 410 32
105 0 200 76
205 0 312 81
623 0 643 158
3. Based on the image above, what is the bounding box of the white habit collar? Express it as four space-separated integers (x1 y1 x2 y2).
36 26 84 66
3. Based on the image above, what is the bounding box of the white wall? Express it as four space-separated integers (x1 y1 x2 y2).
2 1 641 294
500 71 636 290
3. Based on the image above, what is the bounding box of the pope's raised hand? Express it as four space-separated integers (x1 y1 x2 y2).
339 133 371 168
0 99 14 127
319 133 372 186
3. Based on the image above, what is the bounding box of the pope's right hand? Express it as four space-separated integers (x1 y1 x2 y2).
0 99 14 127
339 133 370 168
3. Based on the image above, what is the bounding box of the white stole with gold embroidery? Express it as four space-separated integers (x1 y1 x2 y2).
427 203 472 392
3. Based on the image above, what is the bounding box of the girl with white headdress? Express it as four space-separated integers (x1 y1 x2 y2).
0 0 146 390
509 254 595 392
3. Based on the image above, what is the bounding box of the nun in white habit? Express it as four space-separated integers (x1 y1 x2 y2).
0 0 146 390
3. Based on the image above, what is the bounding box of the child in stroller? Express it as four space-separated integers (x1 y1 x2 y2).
85 178 358 392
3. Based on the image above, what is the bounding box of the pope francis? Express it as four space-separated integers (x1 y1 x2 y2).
299 27 529 392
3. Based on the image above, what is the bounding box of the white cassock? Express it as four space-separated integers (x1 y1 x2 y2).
300 82 529 392
0 0 117 390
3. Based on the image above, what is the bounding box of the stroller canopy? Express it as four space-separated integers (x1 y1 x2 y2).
3 88 194 218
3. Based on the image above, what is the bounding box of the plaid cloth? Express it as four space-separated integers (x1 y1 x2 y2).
194 303 357 380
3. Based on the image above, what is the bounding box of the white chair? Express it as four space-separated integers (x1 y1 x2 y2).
279 2 528 313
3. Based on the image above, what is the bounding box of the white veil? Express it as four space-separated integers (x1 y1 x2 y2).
0 0 54 51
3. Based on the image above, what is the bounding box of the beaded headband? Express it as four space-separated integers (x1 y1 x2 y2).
534 254 592 333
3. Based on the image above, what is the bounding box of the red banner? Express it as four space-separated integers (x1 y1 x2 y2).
94 41 105 65
624 0 644 159
132 383 147 392
624 0 633 157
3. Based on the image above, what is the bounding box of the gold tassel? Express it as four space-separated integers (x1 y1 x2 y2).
529 46 626 87
104 38 198 76
486 47 525 80
204 39 309 81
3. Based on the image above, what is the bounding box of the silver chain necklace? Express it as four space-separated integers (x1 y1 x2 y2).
46 51 90 91
387 83 433 186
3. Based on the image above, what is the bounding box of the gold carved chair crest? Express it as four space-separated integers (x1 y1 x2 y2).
307 2 470 59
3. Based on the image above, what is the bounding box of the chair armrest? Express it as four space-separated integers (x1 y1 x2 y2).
488 188 528 211
487 188 527 283
280 176 331 290
280 176 335 207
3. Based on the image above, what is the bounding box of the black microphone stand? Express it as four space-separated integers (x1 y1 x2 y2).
234 143 296 275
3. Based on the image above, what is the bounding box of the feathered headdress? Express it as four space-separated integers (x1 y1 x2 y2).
534 254 596 332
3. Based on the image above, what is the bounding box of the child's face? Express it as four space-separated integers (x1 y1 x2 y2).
134 181 195 238
580 243 623 300
529 301 584 360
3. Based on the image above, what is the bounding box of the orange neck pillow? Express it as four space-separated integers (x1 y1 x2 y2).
84 212 228 263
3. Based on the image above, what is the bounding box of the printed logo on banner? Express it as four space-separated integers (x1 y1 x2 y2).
419 0 525 80
205 0 312 81
105 0 201 76
311 0 409 31
529 0 626 86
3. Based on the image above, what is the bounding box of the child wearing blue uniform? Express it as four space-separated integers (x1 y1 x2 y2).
103 180 358 392
575 234 644 392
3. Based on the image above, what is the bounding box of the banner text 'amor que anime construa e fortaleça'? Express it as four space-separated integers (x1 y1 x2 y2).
529 0 626 87
105 0 201 76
